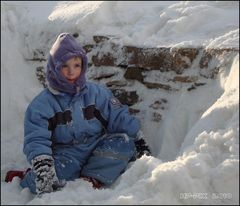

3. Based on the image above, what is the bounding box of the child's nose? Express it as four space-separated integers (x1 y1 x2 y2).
68 67 74 73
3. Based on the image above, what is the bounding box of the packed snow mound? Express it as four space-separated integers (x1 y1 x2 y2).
8 1 239 59
1 1 239 205
48 1 239 48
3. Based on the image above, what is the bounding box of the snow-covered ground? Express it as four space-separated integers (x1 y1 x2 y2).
1 1 239 205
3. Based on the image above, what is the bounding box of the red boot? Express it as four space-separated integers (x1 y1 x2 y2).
5 168 31 182
80 176 104 189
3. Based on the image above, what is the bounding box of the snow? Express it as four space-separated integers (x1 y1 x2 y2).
1 1 239 205
48 1 239 48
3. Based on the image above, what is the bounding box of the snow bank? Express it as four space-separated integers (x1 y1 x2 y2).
10 1 239 60
1 2 42 171
48 1 239 48
1 1 239 205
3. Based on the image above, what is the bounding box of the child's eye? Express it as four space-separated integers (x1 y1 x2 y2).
62 65 68 68
75 64 81 67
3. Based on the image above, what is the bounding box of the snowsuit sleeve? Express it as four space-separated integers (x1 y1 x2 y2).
95 85 140 138
23 97 53 164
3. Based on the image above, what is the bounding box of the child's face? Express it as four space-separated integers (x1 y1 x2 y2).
60 57 82 83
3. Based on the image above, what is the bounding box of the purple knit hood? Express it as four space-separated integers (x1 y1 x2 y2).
46 33 88 94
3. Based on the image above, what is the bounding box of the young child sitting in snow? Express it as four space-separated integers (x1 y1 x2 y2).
5 33 151 195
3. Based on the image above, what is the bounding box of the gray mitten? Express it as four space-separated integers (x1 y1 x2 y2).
32 155 66 196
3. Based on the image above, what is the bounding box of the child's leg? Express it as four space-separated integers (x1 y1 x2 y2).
20 155 81 194
80 133 136 186
19 169 37 194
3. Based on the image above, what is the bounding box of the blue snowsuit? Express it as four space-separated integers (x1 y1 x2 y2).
20 33 140 194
